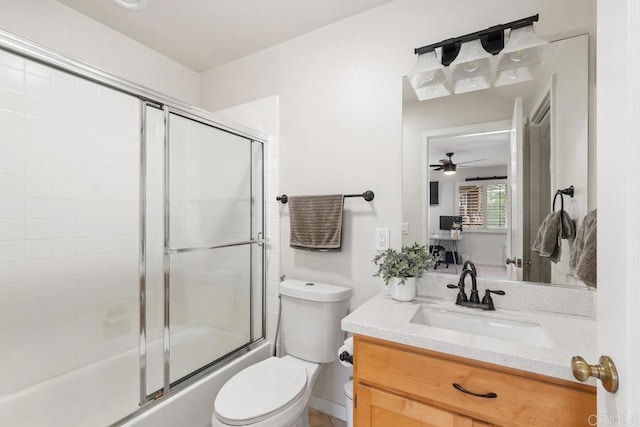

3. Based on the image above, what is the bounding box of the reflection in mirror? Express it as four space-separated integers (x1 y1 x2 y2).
402 34 591 287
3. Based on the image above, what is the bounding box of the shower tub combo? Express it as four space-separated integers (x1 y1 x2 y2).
0 29 269 426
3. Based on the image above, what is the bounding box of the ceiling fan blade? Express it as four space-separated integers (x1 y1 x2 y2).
438 159 451 164
456 158 487 165
429 164 444 167
431 166 444 171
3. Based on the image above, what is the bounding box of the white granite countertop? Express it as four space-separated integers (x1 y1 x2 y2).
342 291 596 385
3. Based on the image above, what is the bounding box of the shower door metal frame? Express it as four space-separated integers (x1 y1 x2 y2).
0 28 268 419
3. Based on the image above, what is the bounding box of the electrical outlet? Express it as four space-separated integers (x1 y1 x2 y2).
375 228 390 250
402 222 409 235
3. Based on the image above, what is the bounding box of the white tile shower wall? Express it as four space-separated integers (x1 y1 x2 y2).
0 50 141 395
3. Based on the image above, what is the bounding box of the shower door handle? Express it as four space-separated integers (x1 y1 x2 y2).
167 238 267 254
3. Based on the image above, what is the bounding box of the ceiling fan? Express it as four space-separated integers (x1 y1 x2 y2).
430 152 485 175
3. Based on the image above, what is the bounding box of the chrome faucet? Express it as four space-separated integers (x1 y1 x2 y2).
446 262 505 311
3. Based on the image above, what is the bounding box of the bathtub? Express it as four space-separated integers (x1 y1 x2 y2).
0 327 270 427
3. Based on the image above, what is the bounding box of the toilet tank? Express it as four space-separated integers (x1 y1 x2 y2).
279 279 352 363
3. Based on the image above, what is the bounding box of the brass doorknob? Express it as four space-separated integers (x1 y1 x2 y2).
571 355 619 393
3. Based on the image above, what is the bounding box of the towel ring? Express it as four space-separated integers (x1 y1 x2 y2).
552 191 564 212
553 185 575 212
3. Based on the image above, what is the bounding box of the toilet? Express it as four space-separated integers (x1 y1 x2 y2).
212 279 352 427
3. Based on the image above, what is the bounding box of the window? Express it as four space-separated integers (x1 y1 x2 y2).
456 180 508 231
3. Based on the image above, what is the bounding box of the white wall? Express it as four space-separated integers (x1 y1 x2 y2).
199 0 594 414
0 0 200 105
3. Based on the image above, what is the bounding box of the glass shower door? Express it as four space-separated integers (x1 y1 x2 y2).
164 111 263 387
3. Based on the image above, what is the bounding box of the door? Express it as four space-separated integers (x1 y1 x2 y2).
163 110 263 391
526 90 553 283
507 97 524 280
596 0 639 420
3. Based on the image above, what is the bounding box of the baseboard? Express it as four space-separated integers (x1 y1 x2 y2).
309 395 346 421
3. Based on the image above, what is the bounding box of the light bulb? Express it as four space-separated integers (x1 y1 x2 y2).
506 68 520 80
509 50 529 62
463 60 480 73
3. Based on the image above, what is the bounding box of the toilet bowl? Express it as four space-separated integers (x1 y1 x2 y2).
212 280 352 427
213 356 320 427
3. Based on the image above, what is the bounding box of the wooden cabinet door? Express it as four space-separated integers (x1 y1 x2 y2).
355 384 473 427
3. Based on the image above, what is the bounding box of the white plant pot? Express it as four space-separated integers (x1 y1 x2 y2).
389 277 417 302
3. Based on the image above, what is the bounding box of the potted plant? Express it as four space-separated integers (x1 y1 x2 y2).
451 220 462 239
372 243 435 301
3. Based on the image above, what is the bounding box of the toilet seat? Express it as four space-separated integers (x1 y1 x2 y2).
214 357 308 426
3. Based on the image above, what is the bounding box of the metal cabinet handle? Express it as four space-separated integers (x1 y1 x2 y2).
452 383 497 398
572 355 619 393
505 257 516 265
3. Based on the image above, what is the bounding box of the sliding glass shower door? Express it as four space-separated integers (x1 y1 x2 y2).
143 109 265 395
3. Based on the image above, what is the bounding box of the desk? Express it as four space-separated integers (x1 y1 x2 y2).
429 234 463 273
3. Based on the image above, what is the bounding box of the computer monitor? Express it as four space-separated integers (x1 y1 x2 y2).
439 215 463 231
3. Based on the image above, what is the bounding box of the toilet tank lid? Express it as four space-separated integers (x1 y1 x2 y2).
280 279 352 302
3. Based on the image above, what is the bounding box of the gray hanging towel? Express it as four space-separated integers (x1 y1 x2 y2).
532 210 575 263
289 194 344 250
569 209 597 287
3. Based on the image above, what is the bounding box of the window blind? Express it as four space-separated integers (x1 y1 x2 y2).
458 185 483 228
457 182 508 230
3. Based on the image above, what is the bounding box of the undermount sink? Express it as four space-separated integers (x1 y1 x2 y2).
410 305 554 348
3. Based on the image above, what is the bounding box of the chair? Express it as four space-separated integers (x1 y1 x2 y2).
429 245 449 269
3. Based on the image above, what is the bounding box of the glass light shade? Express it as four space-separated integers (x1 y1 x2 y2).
450 39 493 94
408 51 451 100
496 25 547 86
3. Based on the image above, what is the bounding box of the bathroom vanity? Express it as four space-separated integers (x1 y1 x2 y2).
342 291 597 426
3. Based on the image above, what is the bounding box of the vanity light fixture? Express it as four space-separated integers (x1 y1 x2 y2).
409 14 545 99
111 0 147 11
407 50 451 100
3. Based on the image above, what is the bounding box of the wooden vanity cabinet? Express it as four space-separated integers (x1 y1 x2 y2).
353 335 596 427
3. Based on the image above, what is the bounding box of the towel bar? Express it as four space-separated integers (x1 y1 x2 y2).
276 190 374 204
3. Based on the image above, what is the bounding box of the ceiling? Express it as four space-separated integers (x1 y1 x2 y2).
57 0 394 72
429 131 510 170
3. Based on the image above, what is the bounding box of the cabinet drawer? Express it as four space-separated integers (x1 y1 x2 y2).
354 336 595 426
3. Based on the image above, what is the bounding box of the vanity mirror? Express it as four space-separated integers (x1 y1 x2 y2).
402 34 593 287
